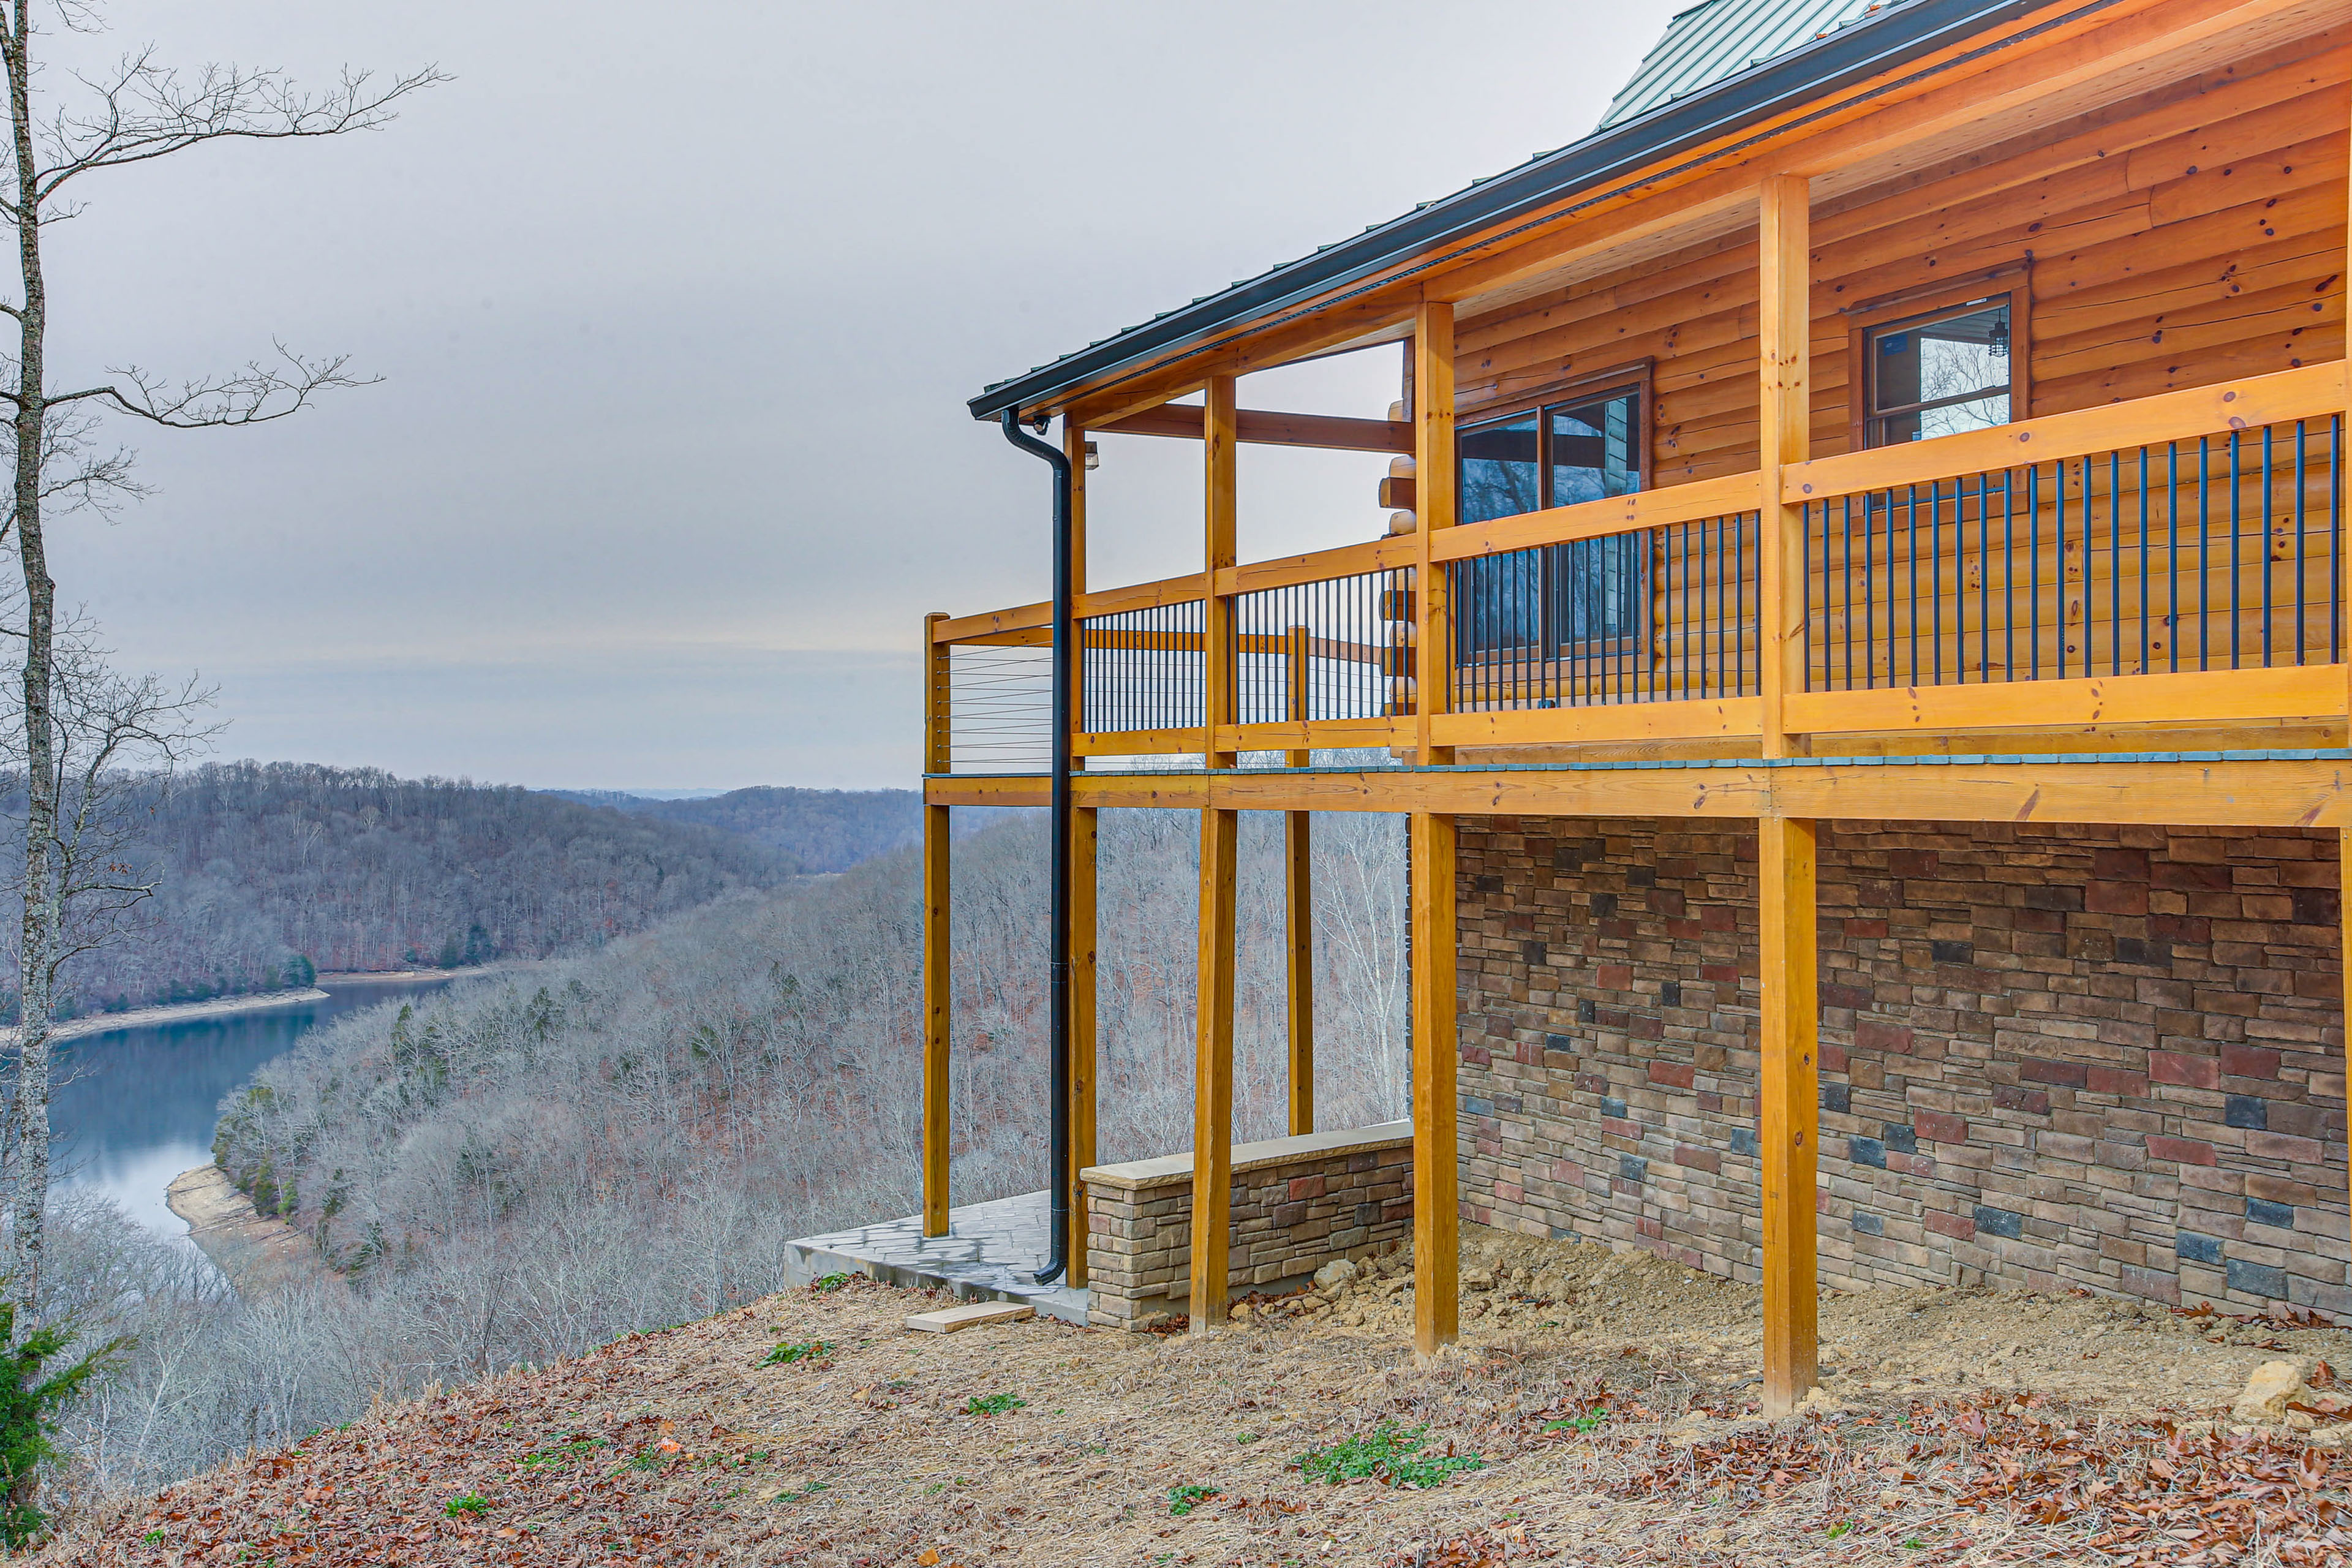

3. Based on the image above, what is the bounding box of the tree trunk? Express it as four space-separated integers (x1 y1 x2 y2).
6 0 57 1327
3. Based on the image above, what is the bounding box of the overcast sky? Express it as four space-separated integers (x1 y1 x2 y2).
43 1 1684 790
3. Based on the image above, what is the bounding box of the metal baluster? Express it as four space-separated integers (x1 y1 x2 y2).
2198 435 2212 672
2029 465 2041 682
2108 451 2120 678
2296 421 2309 666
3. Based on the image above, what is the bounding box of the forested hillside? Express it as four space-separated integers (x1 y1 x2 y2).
28 762 793 1019
548 785 924 873
35 809 1405 1494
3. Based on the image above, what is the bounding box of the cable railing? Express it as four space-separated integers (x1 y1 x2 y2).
945 643 1053 774
1804 418 2343 690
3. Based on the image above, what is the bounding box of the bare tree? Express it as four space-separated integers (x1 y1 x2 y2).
0 3 440 1320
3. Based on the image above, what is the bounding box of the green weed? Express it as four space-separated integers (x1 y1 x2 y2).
761 1340 831 1366
965 1393 1025 1416
811 1272 853 1292
1167 1483 1221 1516
1541 1412 1608 1434
443 1494 490 1518
1826 1521 1853 1539
521 1436 605 1468
1294 1423 1483 1488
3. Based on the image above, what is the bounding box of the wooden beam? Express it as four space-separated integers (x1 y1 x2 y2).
1757 815 1820 1417
1757 173 1811 761
1410 810 1460 1357
1431 697 1763 750
1785 665 2348 736
1428 471 1763 562
1205 376 1240 769
1191 805 1239 1335
932 755 2352 826
1069 804 1098 1289
1097 403 1414 453
922 801 951 1237
1414 302 1458 766
1782 361 2346 503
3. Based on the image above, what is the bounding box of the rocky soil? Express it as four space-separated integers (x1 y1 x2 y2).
39 1226 2352 1567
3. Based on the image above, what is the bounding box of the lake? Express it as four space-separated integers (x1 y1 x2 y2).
53 976 459 1236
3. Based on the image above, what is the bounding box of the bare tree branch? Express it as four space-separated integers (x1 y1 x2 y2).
55 343 377 428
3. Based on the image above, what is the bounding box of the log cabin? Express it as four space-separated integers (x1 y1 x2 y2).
926 0 2352 1414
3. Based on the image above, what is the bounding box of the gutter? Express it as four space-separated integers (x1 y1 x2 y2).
967 0 2089 423
997 410 1075 1286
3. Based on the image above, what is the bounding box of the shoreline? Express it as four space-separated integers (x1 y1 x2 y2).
166 1164 344 1295
7 963 505 1046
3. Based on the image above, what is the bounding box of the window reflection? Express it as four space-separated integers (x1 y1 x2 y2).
1866 296 2012 448
1456 385 1645 659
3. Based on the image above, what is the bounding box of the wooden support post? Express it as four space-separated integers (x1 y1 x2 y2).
1758 815 1820 1414
1410 810 1458 1356
1204 377 1239 769
1412 300 1457 767
1287 625 1314 1135
922 612 952 1237
1069 803 1098 1287
1064 420 1089 598
1757 173 1811 761
2342 830 2352 1241
1190 805 1239 1333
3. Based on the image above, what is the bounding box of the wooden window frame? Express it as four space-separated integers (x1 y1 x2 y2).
1844 268 2031 453
1456 358 1656 500
1454 360 1657 666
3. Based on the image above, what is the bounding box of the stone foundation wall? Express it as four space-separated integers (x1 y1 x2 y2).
1083 1122 1412 1330
1455 818 2352 1315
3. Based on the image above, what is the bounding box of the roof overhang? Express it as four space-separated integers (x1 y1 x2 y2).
966 0 2089 424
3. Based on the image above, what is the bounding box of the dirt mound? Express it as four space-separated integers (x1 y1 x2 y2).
1239 1223 2352 1419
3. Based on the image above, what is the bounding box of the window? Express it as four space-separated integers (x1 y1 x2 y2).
1863 295 2013 448
1457 382 1645 657
1460 385 1642 524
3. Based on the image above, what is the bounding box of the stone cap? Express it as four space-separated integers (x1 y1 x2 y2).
1081 1120 1411 1194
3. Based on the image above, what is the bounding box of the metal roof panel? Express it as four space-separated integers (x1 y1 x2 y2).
1600 0 1898 127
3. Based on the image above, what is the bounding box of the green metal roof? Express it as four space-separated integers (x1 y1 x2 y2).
1602 0 1901 127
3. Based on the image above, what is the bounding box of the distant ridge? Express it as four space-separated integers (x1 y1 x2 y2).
545 786 923 875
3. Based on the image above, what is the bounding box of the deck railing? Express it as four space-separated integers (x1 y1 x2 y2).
928 363 2352 765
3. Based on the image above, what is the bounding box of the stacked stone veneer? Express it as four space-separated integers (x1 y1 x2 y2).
1456 818 2352 1315
1082 1122 1412 1329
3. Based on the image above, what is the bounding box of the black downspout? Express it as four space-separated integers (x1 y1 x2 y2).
1000 409 1073 1286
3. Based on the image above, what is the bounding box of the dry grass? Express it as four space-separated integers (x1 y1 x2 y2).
38 1240 2352 1567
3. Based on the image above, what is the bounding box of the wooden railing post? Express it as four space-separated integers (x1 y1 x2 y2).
1191 804 1238 1334
1205 377 1240 769
1758 815 1820 1415
1410 809 1458 1356
922 611 952 1237
1413 300 1458 766
1757 173 1811 760
1286 625 1314 1136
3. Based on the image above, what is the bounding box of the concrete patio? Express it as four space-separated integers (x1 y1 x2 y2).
782 1189 1088 1324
